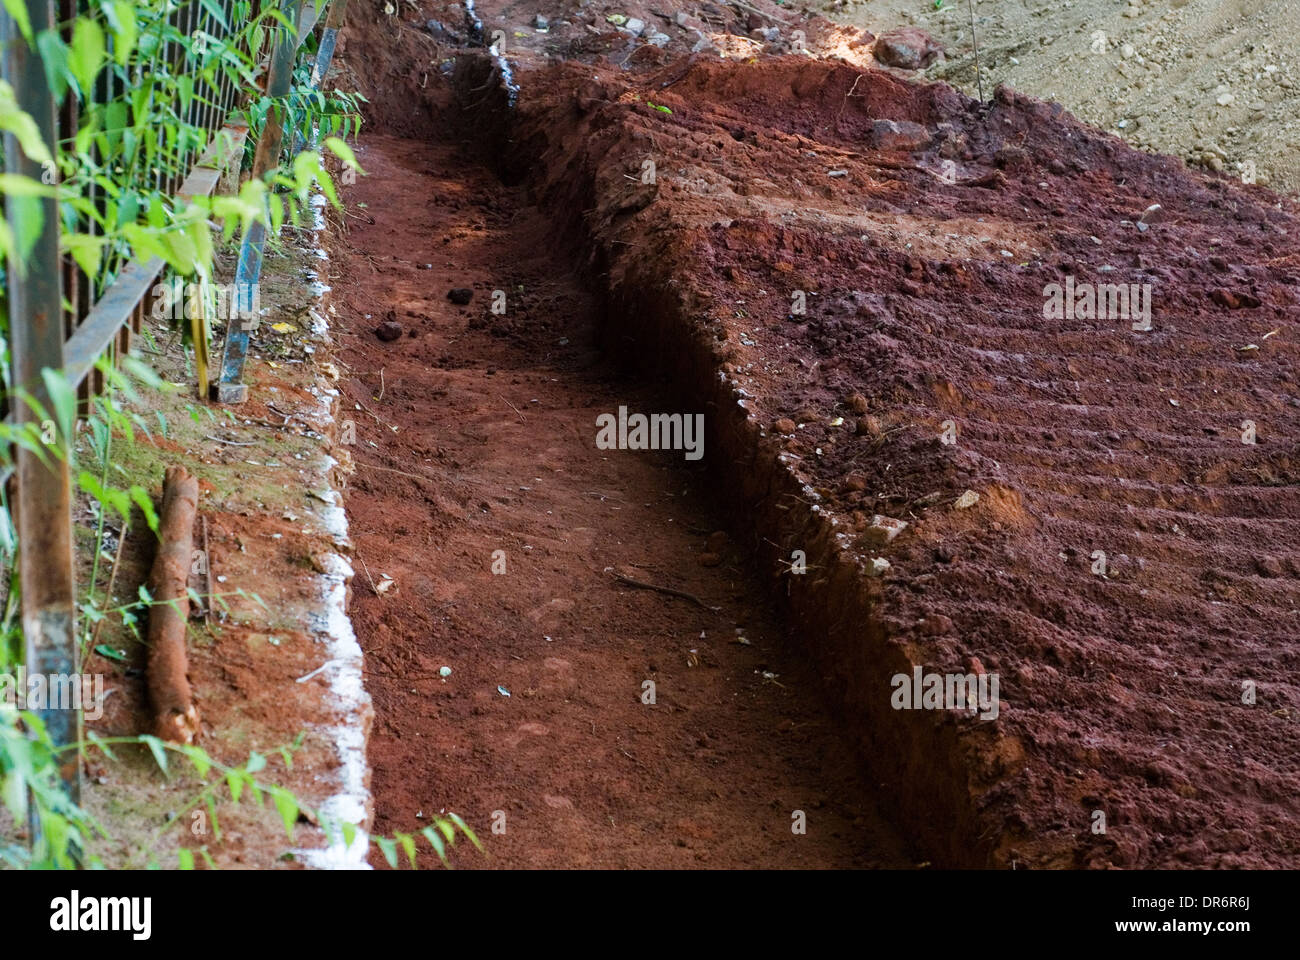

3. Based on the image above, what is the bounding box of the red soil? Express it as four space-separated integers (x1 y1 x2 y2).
327 127 909 868
331 0 1300 867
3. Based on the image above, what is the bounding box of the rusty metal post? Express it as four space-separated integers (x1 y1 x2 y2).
214 0 306 404
1 0 82 806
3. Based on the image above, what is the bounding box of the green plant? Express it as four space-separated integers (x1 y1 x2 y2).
0 0 370 869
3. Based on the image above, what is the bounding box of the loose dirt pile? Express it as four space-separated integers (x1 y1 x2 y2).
335 0 1300 867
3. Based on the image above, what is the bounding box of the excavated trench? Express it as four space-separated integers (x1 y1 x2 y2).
325 65 914 868
442 52 999 868
329 1 1300 868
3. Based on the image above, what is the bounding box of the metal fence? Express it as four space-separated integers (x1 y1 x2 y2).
0 0 348 804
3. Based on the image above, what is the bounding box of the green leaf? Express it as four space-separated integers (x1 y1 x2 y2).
421 826 446 863
0 172 55 198
63 232 106 280
1 0 32 44
436 818 455 844
375 835 398 869
110 2 138 65
205 796 221 842
41 368 76 446
226 769 243 804
68 19 106 99
8 194 42 265
323 136 364 175
177 848 194 870
87 730 118 761
446 811 483 852
78 472 131 526
139 734 169 776
128 485 160 535
271 787 298 838
93 644 128 663
395 831 418 868
181 745 211 779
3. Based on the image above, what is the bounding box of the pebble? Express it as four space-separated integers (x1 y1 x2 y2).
864 514 909 546
448 288 473 305
375 320 403 341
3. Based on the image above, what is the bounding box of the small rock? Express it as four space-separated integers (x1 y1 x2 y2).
868 557 891 577
864 514 909 546
846 393 869 414
375 320 403 341
867 119 932 152
773 418 797 435
918 614 954 636
624 17 645 36
448 288 473 305
1256 556 1283 578
1139 203 1165 224
698 552 722 567
534 14 548 30
647 32 671 47
953 489 980 509
874 27 942 70
856 415 882 437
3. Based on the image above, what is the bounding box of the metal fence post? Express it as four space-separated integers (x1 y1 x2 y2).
290 0 350 156
1 0 81 806
214 0 307 404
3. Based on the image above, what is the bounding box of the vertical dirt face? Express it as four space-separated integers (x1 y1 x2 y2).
326 130 910 868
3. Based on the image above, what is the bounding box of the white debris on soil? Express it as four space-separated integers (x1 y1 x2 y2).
290 191 374 870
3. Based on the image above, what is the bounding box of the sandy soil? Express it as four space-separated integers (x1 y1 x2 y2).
837 0 1300 195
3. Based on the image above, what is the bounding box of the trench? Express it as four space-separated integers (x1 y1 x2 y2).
327 81 912 867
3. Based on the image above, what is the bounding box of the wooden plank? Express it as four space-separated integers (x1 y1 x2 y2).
63 122 248 388
62 256 166 388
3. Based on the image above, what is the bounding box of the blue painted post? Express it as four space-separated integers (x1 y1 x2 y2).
214 0 307 403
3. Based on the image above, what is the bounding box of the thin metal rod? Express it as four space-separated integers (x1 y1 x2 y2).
966 0 984 102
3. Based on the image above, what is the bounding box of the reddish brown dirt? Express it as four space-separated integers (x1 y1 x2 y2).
328 128 910 868
501 55 1300 867
332 0 1300 868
